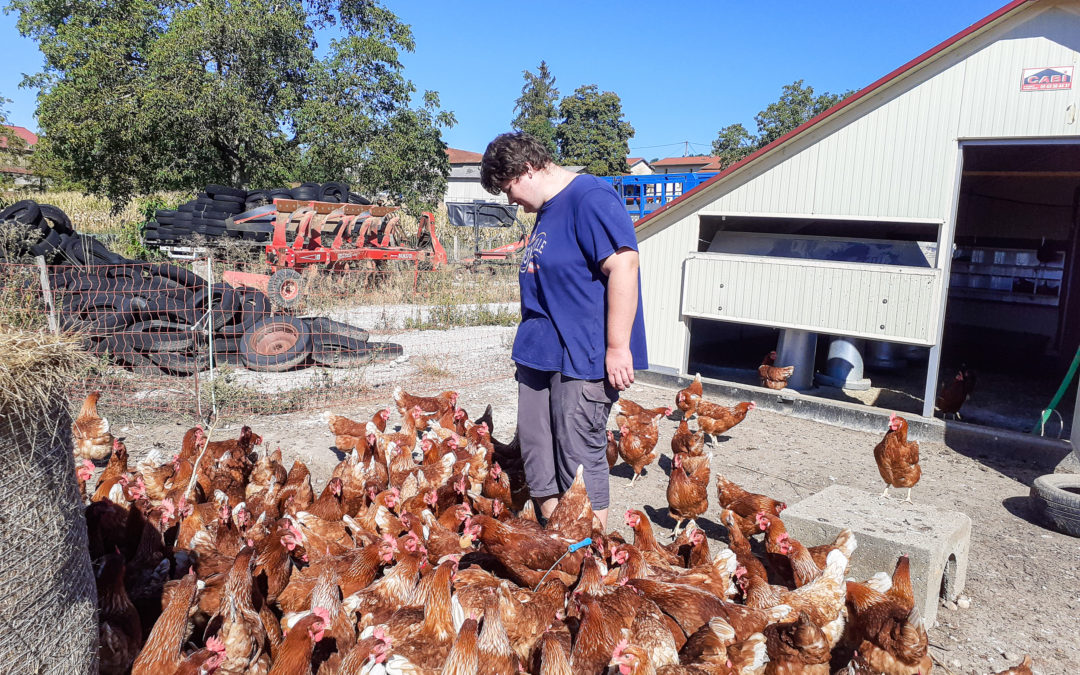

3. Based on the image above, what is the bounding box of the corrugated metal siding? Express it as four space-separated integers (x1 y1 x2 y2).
958 5 1080 137
638 214 697 370
445 180 508 204
681 254 942 344
637 1 1080 373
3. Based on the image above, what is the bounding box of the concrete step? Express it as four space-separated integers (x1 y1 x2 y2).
781 484 971 626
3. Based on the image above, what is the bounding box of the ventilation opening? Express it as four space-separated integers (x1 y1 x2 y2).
939 553 958 600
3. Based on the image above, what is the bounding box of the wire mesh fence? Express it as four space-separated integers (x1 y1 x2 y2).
0 256 521 420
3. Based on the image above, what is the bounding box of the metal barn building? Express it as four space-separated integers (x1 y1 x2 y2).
634 0 1080 434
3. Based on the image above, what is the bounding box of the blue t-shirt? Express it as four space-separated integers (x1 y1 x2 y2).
512 174 648 380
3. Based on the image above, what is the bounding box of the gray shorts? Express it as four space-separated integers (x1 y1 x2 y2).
515 364 617 510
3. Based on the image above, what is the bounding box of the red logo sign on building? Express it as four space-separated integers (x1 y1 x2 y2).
1020 66 1073 91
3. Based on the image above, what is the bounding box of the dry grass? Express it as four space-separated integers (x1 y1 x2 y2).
0 327 90 416
0 189 189 234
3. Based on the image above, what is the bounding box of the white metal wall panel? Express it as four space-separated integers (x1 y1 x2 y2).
958 6 1080 137
444 180 507 204
638 214 696 370
680 254 943 344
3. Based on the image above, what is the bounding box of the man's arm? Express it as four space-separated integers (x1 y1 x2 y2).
600 246 639 391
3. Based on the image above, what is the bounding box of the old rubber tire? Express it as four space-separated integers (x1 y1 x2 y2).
267 268 303 309
1030 474 1080 537
241 315 311 372
306 316 369 343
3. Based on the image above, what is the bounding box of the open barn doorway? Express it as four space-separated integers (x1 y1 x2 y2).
939 140 1080 436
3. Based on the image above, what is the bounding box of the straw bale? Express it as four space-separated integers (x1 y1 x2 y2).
0 327 97 673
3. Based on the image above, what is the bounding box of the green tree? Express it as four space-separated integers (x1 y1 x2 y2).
754 79 851 146
10 0 454 209
555 84 634 176
711 123 755 168
512 60 559 157
711 80 853 167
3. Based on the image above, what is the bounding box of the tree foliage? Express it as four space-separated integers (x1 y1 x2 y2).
9 0 455 210
511 60 559 158
712 79 853 168
555 85 634 176
711 123 755 169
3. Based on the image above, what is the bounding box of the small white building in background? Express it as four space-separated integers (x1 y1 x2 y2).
650 155 723 175
633 0 1080 434
627 157 654 175
444 148 507 204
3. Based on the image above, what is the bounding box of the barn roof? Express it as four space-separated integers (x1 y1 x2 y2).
635 0 1038 230
0 125 38 150
445 148 483 164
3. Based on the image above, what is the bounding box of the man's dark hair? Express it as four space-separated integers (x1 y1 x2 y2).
480 132 554 195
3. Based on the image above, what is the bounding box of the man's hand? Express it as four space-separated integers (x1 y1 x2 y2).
606 345 635 391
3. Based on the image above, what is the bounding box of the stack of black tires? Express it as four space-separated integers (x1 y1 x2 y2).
146 181 372 246
2 199 400 375
0 199 77 261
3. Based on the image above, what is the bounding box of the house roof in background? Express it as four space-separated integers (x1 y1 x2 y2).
627 157 646 165
446 147 483 164
651 155 721 168
0 125 38 149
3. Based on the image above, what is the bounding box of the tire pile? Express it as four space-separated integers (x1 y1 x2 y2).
1 199 400 375
146 181 371 245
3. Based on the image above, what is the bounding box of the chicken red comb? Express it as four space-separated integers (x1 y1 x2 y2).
311 606 331 626
206 636 226 653
82 458 94 469
612 638 629 659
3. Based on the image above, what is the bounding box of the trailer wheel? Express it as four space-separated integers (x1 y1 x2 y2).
267 268 303 309
241 315 311 372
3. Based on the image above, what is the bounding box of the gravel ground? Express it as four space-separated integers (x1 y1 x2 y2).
114 372 1078 675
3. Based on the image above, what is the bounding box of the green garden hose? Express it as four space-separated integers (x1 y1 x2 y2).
1031 344 1080 435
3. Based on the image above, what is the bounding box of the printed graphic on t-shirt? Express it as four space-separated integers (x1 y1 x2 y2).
520 231 548 273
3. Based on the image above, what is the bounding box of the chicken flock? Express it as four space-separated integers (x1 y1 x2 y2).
71 378 1030 675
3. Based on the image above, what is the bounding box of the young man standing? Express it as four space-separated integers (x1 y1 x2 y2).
480 132 647 530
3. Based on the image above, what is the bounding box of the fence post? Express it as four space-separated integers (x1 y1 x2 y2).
35 255 59 335
206 255 217 420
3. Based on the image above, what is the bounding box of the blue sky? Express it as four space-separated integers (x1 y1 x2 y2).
2 0 1008 160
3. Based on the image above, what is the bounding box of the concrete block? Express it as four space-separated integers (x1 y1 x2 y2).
782 484 971 626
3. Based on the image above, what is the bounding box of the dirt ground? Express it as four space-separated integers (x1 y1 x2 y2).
111 373 1079 675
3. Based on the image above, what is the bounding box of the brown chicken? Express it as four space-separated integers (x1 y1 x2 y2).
935 366 975 420
267 613 326 675
873 414 921 502
131 573 200 675
92 438 130 503
172 637 227 675
617 397 673 420
671 419 705 457
393 386 457 419
716 474 786 521
666 452 712 537
72 390 114 460
721 509 768 583
675 372 703 417
208 547 273 674
845 580 931 675
762 611 831 674
758 351 795 391
993 655 1034 675
618 415 661 485
606 430 620 470
696 401 756 437
442 616 480 675
96 553 143 675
